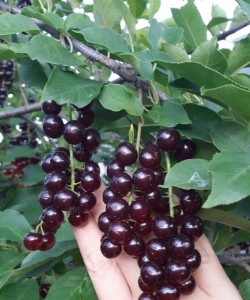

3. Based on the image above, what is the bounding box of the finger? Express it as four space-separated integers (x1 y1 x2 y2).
73 215 132 300
192 235 242 299
90 184 141 297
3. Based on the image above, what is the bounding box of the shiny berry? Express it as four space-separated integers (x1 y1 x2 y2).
23 232 43 251
107 220 131 244
100 237 122 258
165 258 191 284
115 142 137 166
168 234 194 258
156 128 181 152
180 215 204 240
140 261 164 287
43 115 64 139
139 144 161 169
180 190 202 215
153 215 177 239
111 172 133 196
68 208 89 227
175 138 196 161
81 171 101 192
40 233 56 251
42 100 62 115
186 249 201 270
106 198 129 221
44 171 67 193
178 276 196 295
156 283 180 300
133 168 156 192
63 120 85 144
54 189 76 211
124 233 145 257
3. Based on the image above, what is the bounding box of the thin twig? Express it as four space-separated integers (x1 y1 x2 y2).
218 254 250 265
0 103 41 119
217 20 250 40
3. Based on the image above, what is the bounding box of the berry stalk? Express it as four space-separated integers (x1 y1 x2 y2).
68 103 75 191
166 153 174 218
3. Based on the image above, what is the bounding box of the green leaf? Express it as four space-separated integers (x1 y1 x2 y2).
21 165 44 186
0 250 24 275
0 210 30 243
79 27 129 53
226 37 250 75
22 35 83 67
0 13 39 35
144 0 161 19
127 0 147 18
171 1 207 50
198 209 250 233
63 13 96 31
148 19 183 51
236 0 250 16
163 159 211 190
16 240 78 278
19 58 47 89
201 84 250 120
99 84 144 116
230 74 250 89
229 230 250 245
0 44 26 60
41 68 103 107
203 152 250 208
191 38 228 73
208 4 228 35
0 280 39 300
147 100 191 127
3 146 37 165
239 279 250 300
46 268 98 300
56 222 74 242
6 187 41 224
119 0 136 39
128 124 135 144
177 104 222 143
161 44 189 63
22 8 64 30
93 0 122 29
210 121 250 152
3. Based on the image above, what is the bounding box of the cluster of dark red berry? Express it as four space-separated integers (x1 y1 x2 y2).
8 121 38 148
0 59 14 107
98 128 202 300
3 155 39 182
23 100 101 251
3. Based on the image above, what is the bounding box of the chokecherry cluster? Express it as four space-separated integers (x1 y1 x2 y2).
23 100 101 252
98 127 202 299
0 59 14 107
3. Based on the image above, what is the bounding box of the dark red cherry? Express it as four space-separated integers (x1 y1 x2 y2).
23 232 43 251
165 258 191 284
140 261 164 287
54 189 77 211
156 128 181 152
38 190 54 208
153 215 177 239
124 233 145 257
42 100 62 115
106 198 129 221
50 151 70 171
115 142 137 166
174 138 196 161
81 171 101 192
186 249 201 270
111 172 133 196
107 159 125 178
133 168 156 192
83 161 100 174
107 220 131 244
100 237 122 258
138 292 157 300
98 212 111 233
68 209 89 227
63 120 85 144
77 191 97 212
133 218 153 237
156 283 180 300
73 144 92 162
41 206 64 229
178 276 196 295
139 144 161 169
44 171 67 193
168 234 194 258
138 277 155 293
43 115 64 139
129 200 151 222
83 128 100 151
39 283 51 299
40 233 56 251
102 187 120 204
180 215 204 240
145 238 168 265
180 190 202 215
77 109 94 127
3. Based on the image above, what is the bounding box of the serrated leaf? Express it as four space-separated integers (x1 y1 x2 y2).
127 0 147 18
15 241 78 279
22 35 83 67
161 44 189 63
0 280 39 300
171 1 207 50
239 279 250 300
208 4 228 35
148 19 183 51
163 159 211 190
3 146 37 165
63 13 96 31
19 58 47 89
191 38 228 73
99 84 144 116
147 100 191 127
0 210 30 243
93 0 122 29
226 36 250 75
41 68 103 107
0 44 26 60
201 84 250 120
198 209 250 232
46 268 98 300
79 27 129 53
22 8 63 30
21 165 44 186
6 187 41 224
204 152 250 208
177 104 222 143
0 13 39 35
210 121 250 152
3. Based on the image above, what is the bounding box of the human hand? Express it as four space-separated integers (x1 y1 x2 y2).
72 184 242 300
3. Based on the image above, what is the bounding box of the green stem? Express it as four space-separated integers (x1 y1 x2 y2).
166 153 174 218
136 89 143 153
68 103 75 191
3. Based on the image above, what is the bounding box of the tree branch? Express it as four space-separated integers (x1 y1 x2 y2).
0 2 168 100
218 254 250 265
0 103 41 119
217 20 250 41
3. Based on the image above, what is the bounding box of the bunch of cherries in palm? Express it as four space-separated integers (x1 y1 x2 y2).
0 59 14 107
23 99 101 251
98 128 203 300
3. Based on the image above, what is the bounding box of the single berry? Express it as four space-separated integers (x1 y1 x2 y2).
124 233 145 257
107 220 131 244
98 212 111 233
42 100 62 115
140 261 164 287
111 172 133 196
43 115 64 139
139 144 161 169
106 197 129 221
74 144 92 162
156 128 181 152
63 120 85 144
145 238 168 265
44 171 67 193
83 128 100 151
153 215 177 239
38 190 54 208
165 258 191 284
107 159 125 178
100 237 122 258
54 189 77 211
77 191 97 212
180 215 204 240
23 232 43 251
133 168 156 192
180 190 202 215
178 276 196 295
39 284 51 299
168 234 194 258
186 249 201 270
40 233 56 251
68 207 89 227
81 171 101 192
50 151 70 171
174 138 196 161
115 142 137 166
156 283 180 300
